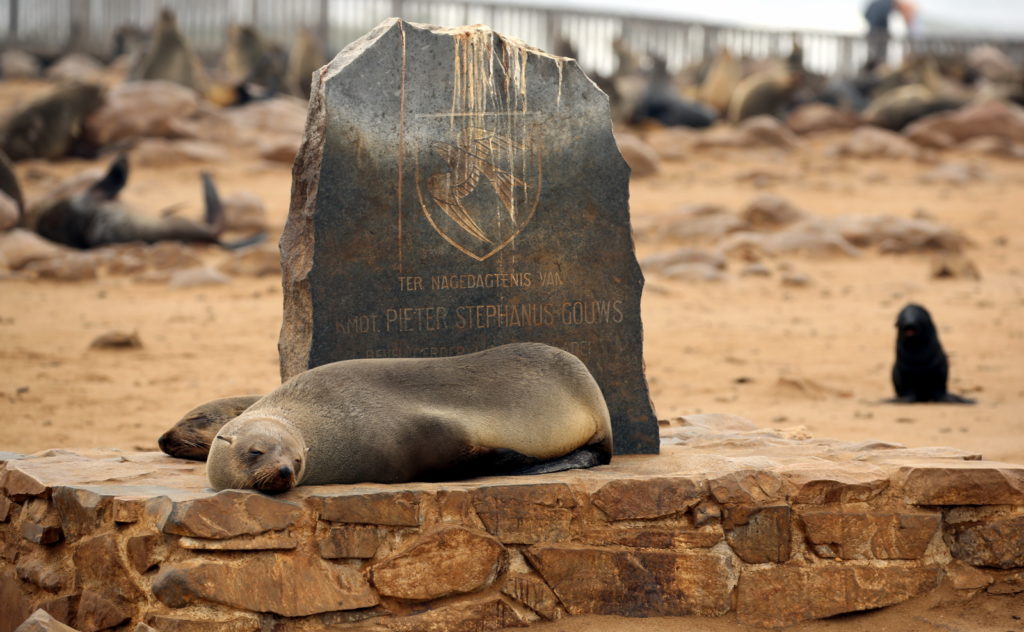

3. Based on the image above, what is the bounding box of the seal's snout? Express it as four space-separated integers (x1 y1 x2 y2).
251 463 296 495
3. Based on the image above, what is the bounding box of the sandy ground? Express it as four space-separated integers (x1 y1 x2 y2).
1 95 1023 630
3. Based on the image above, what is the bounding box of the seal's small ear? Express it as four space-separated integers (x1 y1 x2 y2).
216 435 234 445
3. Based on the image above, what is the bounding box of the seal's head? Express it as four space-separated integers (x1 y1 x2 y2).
207 417 307 494
895 303 939 353
158 395 261 461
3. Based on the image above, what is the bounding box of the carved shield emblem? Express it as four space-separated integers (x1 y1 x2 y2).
416 123 542 261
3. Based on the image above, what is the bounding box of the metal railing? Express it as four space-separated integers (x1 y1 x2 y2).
2 0 1023 77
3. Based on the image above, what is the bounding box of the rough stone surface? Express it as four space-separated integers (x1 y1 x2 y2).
152 553 379 616
74 533 143 605
784 462 890 504
0 416 1023 631
800 508 940 560
317 523 383 559
13 610 78 632
988 570 1024 594
15 558 67 592
77 589 132 632
371 526 505 600
52 487 110 542
315 490 422 526
472 484 575 544
279 18 658 454
383 596 525 632
527 544 737 616
156 489 304 538
945 560 994 590
126 533 167 574
35 598 75 628
177 532 297 550
948 514 1024 569
1 566 33 632
898 466 1024 505
736 565 941 627
144 615 260 632
709 470 785 505
592 477 704 520
724 505 792 563
502 573 563 620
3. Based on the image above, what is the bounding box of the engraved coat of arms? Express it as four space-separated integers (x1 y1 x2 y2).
418 124 541 261
414 33 543 261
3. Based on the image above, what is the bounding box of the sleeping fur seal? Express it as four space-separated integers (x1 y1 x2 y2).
159 395 262 460
23 154 260 249
891 303 974 404
206 343 613 493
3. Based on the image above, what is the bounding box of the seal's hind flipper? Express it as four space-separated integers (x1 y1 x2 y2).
200 171 224 233
939 393 976 405
510 445 611 476
421 443 609 482
87 153 129 202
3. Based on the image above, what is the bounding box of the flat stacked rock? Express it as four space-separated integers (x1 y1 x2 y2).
2 414 1023 631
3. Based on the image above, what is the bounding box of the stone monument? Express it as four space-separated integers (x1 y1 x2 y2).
280 18 658 453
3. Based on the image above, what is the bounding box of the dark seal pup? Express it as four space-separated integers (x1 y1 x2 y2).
206 343 614 493
890 303 974 403
159 395 262 460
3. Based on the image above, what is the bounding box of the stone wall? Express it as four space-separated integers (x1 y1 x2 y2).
2 415 1023 631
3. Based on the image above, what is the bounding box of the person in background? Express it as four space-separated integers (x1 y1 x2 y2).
864 0 918 69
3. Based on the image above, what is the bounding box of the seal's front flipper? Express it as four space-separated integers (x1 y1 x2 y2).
510 445 611 476
940 393 976 405
882 395 916 404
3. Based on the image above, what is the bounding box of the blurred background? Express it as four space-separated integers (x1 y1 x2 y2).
2 0 1024 480
3 0 1024 77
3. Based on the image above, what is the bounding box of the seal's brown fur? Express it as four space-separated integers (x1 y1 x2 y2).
206 343 613 492
159 395 261 460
